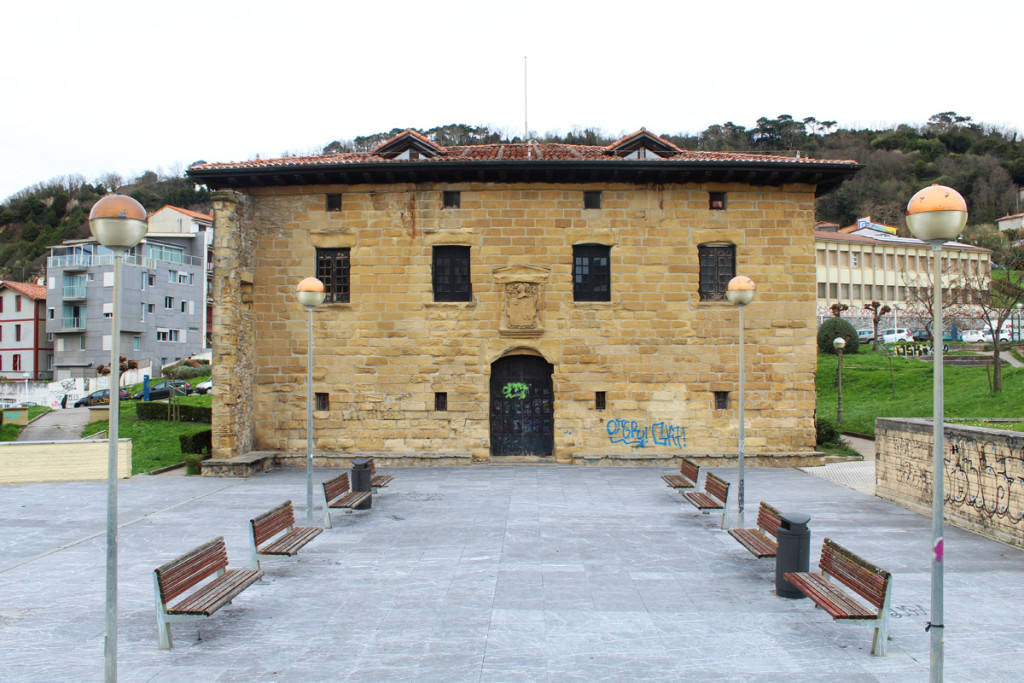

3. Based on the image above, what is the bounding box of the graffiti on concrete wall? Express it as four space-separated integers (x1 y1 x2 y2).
606 419 686 449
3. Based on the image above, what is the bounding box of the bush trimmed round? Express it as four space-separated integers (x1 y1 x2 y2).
818 317 859 354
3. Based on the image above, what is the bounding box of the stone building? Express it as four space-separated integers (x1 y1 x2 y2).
187 129 859 468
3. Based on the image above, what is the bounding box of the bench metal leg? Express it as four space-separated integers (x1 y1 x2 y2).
872 577 893 656
154 574 173 650
249 522 261 571
322 488 333 529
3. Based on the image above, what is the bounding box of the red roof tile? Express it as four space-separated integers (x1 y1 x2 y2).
0 281 47 300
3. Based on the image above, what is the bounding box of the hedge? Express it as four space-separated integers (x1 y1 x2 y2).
135 401 212 423
179 429 212 455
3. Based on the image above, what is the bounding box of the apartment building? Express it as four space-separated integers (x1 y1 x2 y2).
45 206 211 379
0 280 53 380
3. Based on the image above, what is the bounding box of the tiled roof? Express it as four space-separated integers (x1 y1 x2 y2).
190 132 858 172
814 230 989 252
150 205 213 222
0 281 47 300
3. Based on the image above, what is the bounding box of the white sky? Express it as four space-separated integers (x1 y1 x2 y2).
1 0 1019 201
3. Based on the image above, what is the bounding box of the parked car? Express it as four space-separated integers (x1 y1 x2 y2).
856 329 875 344
911 329 931 342
195 379 212 395
982 327 1011 343
74 389 130 408
877 328 913 344
961 330 986 343
132 379 194 401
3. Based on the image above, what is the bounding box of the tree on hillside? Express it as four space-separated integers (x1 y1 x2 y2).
961 245 1024 392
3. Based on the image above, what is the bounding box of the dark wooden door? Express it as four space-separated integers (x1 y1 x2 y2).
490 355 554 457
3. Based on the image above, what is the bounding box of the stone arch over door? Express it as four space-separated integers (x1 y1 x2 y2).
489 354 554 457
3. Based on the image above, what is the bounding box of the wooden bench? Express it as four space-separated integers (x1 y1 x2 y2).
728 501 782 558
322 472 371 529
248 500 323 570
784 537 893 656
661 457 700 491
368 458 394 492
683 472 731 529
153 536 263 649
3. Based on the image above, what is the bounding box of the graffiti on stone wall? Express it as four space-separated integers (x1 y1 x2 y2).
606 419 686 449
888 431 1024 525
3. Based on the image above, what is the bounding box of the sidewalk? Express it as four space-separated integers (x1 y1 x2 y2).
0 465 1018 682
15 406 91 442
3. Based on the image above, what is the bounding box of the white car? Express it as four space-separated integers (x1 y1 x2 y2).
982 328 1011 343
877 328 913 344
961 330 985 343
856 329 875 344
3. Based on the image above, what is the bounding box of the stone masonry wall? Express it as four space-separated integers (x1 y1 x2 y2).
876 418 1024 548
214 181 822 464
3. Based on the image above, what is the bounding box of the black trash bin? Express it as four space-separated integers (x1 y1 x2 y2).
350 458 372 509
775 512 810 598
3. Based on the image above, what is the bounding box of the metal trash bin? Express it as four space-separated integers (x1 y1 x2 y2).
350 458 372 509
775 512 811 598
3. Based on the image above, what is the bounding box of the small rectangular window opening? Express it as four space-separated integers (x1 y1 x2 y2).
714 391 730 410
595 391 607 410
583 190 602 209
709 192 727 210
325 194 342 212
435 392 448 411
315 393 330 411
443 191 461 209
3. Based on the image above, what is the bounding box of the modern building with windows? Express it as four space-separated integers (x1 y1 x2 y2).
0 280 53 380
814 217 991 326
45 206 211 379
188 129 859 466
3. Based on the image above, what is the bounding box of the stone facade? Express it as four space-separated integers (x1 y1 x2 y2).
876 418 1024 548
209 180 824 465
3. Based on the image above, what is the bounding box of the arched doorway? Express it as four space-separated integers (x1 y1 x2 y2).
489 355 554 457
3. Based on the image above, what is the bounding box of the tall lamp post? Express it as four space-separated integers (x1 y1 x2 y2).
89 195 147 683
906 184 968 683
832 337 845 426
725 275 755 529
297 277 326 526
1015 303 1022 343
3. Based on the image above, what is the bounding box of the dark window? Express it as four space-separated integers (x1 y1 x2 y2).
316 248 351 303
432 246 472 302
435 392 448 411
698 244 735 301
15 325 21 342
15 295 21 312
583 190 602 209
709 192 727 210
715 391 730 410
595 391 606 410
315 393 330 411
573 244 611 302
325 194 342 212
443 191 461 209
12 354 21 372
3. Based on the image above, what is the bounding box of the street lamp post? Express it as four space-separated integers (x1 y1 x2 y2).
297 277 327 526
725 275 756 530
906 184 968 683
89 195 148 683
833 337 846 426
1015 303 1022 343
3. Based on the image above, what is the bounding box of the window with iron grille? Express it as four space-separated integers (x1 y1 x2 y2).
595 391 607 410
698 244 735 301
432 246 472 302
325 194 342 212
315 393 330 411
573 244 611 301
583 190 602 209
443 191 461 209
435 392 448 411
714 391 730 410
316 248 350 303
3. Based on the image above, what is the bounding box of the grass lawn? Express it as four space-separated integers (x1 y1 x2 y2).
817 347 1024 437
83 379 212 474
0 405 54 441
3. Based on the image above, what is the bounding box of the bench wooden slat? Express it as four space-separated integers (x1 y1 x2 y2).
783 572 877 619
167 568 263 616
322 473 372 528
330 491 371 509
662 458 699 490
156 537 230 603
728 528 777 558
251 501 295 547
683 491 723 510
372 474 394 488
260 526 323 557
682 472 730 529
662 473 695 489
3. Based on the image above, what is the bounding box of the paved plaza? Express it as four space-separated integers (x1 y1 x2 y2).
0 463 1020 682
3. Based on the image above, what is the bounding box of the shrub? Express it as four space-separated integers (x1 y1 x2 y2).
136 402 212 423
179 428 212 455
183 453 203 475
816 418 841 445
817 317 859 355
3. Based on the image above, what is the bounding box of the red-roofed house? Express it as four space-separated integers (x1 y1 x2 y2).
0 280 53 380
188 129 862 467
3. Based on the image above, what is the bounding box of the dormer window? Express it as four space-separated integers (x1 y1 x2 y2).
373 129 446 160
605 128 683 158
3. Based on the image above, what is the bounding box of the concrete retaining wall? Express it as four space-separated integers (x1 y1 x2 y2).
0 439 132 483
876 418 1024 548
